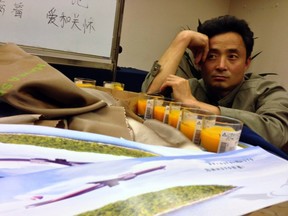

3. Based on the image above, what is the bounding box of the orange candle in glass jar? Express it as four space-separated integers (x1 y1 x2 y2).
137 99 147 116
168 110 181 128
201 126 235 153
180 120 196 140
153 106 166 121
75 83 96 89
74 77 96 89
103 81 124 91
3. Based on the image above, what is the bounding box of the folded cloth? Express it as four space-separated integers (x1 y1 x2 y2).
0 114 42 125
0 43 208 148
0 43 107 118
143 119 200 150
0 43 132 140
68 106 132 140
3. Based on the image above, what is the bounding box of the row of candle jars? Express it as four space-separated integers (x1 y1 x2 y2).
137 94 243 153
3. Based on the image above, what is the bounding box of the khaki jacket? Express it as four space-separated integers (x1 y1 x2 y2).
142 58 288 148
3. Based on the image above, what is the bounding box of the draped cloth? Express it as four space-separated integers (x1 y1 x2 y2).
0 43 199 150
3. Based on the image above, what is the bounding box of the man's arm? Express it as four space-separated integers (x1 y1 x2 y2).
145 30 209 94
161 75 288 148
160 75 221 115
141 52 199 93
221 106 288 149
220 80 288 148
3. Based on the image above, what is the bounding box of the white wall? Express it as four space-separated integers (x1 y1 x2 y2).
118 0 230 71
118 0 288 89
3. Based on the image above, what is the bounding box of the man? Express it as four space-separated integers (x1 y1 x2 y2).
141 15 288 150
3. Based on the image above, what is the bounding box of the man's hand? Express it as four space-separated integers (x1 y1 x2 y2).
161 75 196 103
182 30 209 65
161 75 221 115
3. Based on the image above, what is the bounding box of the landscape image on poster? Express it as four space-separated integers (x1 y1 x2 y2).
79 185 235 216
0 133 158 158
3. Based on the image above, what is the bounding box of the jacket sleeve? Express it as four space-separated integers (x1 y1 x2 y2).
219 79 288 148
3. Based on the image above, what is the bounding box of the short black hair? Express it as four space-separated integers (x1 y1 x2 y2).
197 15 254 59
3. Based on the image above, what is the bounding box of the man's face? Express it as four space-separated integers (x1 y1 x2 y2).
201 32 251 97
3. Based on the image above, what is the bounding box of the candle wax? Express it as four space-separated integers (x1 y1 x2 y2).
180 120 196 140
153 106 166 121
201 126 235 153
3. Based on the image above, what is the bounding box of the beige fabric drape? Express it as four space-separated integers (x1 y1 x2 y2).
0 43 199 150
0 43 131 140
